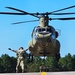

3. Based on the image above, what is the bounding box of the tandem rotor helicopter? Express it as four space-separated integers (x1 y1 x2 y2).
0 5 75 61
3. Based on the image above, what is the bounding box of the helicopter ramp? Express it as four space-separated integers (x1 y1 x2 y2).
0 71 75 75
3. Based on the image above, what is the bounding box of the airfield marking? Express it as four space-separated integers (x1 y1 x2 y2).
41 72 47 75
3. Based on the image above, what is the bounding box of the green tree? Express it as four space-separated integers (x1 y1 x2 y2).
72 55 75 70
0 54 16 73
46 57 59 71
0 58 4 72
27 56 43 72
0 53 75 72
59 53 73 71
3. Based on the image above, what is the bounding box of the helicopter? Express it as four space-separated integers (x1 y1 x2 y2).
28 15 60 59
0 5 75 61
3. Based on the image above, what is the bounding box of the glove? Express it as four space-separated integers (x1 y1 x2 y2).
8 48 11 50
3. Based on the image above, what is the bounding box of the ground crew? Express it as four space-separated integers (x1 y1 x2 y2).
8 47 28 73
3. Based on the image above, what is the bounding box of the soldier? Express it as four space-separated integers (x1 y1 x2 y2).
8 47 28 73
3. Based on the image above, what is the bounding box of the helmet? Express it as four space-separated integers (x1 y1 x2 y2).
19 47 23 50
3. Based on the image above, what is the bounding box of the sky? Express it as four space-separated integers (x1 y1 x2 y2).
0 0 75 57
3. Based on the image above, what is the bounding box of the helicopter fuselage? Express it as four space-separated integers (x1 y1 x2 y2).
28 25 60 57
28 16 60 57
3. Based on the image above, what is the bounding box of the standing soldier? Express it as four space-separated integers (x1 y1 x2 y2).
8 47 28 73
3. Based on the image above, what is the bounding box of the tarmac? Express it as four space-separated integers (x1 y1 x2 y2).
0 71 75 75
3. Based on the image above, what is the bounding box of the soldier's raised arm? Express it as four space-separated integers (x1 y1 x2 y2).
8 48 17 53
25 48 29 52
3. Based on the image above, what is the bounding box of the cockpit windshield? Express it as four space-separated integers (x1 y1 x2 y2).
32 26 55 39
35 27 52 33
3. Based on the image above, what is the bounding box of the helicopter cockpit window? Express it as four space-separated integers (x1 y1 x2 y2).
38 28 41 32
51 34 55 39
35 27 52 33
47 28 52 32
35 28 45 32
42 28 45 32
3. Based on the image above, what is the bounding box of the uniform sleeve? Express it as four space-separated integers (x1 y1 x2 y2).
11 50 17 53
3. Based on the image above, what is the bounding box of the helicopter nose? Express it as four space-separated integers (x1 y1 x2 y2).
36 32 52 39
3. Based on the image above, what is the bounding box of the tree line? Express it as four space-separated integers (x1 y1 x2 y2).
0 53 75 73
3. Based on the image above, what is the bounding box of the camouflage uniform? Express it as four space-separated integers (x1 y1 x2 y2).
8 47 27 73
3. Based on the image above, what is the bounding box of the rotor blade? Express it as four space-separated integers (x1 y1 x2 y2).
49 5 75 14
30 12 75 15
0 12 25 15
6 7 39 18
6 7 27 13
51 12 75 15
49 17 75 20
12 20 39 24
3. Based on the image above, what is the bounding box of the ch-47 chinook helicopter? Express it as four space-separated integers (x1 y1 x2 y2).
0 5 75 61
